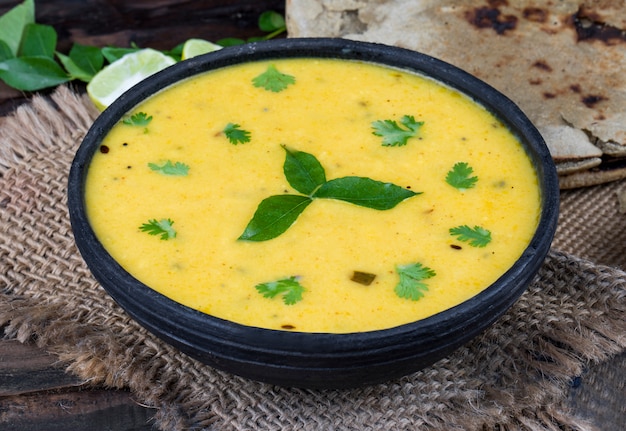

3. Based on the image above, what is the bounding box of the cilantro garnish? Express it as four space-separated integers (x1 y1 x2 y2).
255 276 305 305
139 218 176 240
148 160 189 176
449 225 491 247
122 111 152 127
446 162 478 190
252 64 295 92
394 263 436 301
371 115 423 146
223 123 251 144
238 146 420 241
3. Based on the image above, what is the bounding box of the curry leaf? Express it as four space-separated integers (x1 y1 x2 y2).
313 176 419 210
101 46 140 63
18 23 56 57
239 195 313 241
282 146 326 195
0 56 69 90
0 0 34 56
258 11 285 32
215 37 246 47
57 43 104 82
70 43 103 76
0 40 13 61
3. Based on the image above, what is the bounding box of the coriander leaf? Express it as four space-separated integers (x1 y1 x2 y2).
223 123 251 144
148 160 190 176
0 0 35 56
446 162 478 190
394 263 436 301
282 145 326 195
449 225 492 247
239 194 312 241
313 176 418 210
252 64 295 92
122 112 152 127
371 115 423 146
18 23 56 58
255 276 304 305
139 218 176 240
0 56 69 90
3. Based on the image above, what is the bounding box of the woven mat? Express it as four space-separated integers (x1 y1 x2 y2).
0 86 625 431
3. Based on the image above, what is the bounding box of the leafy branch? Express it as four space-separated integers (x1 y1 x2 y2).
238 146 420 241
0 0 286 92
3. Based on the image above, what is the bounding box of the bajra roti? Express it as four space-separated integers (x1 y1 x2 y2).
286 0 626 188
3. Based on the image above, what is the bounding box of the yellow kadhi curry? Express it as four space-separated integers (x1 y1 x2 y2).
85 58 540 333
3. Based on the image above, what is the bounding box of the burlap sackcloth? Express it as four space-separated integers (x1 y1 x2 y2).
0 86 624 431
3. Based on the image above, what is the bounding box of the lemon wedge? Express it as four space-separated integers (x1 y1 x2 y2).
181 38 223 60
87 48 176 111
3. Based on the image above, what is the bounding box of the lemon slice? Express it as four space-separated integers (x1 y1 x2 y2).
181 38 222 60
87 48 176 110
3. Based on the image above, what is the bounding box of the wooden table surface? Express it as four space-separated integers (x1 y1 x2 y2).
0 1 283 429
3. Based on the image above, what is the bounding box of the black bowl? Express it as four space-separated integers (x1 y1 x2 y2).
68 38 559 389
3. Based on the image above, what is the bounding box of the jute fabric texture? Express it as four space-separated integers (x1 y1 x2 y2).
0 86 624 430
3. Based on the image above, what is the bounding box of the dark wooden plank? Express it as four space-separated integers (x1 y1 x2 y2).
0 387 156 431
0 341 156 429
0 339 84 396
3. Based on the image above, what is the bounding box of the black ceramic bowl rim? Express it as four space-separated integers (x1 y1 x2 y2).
68 37 559 389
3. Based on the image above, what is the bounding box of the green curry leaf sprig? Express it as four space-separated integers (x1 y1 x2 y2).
0 0 286 92
239 146 420 241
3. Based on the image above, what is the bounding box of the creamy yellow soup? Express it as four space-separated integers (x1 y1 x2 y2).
85 58 540 333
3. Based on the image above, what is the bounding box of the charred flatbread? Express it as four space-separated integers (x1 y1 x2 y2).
286 0 626 188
